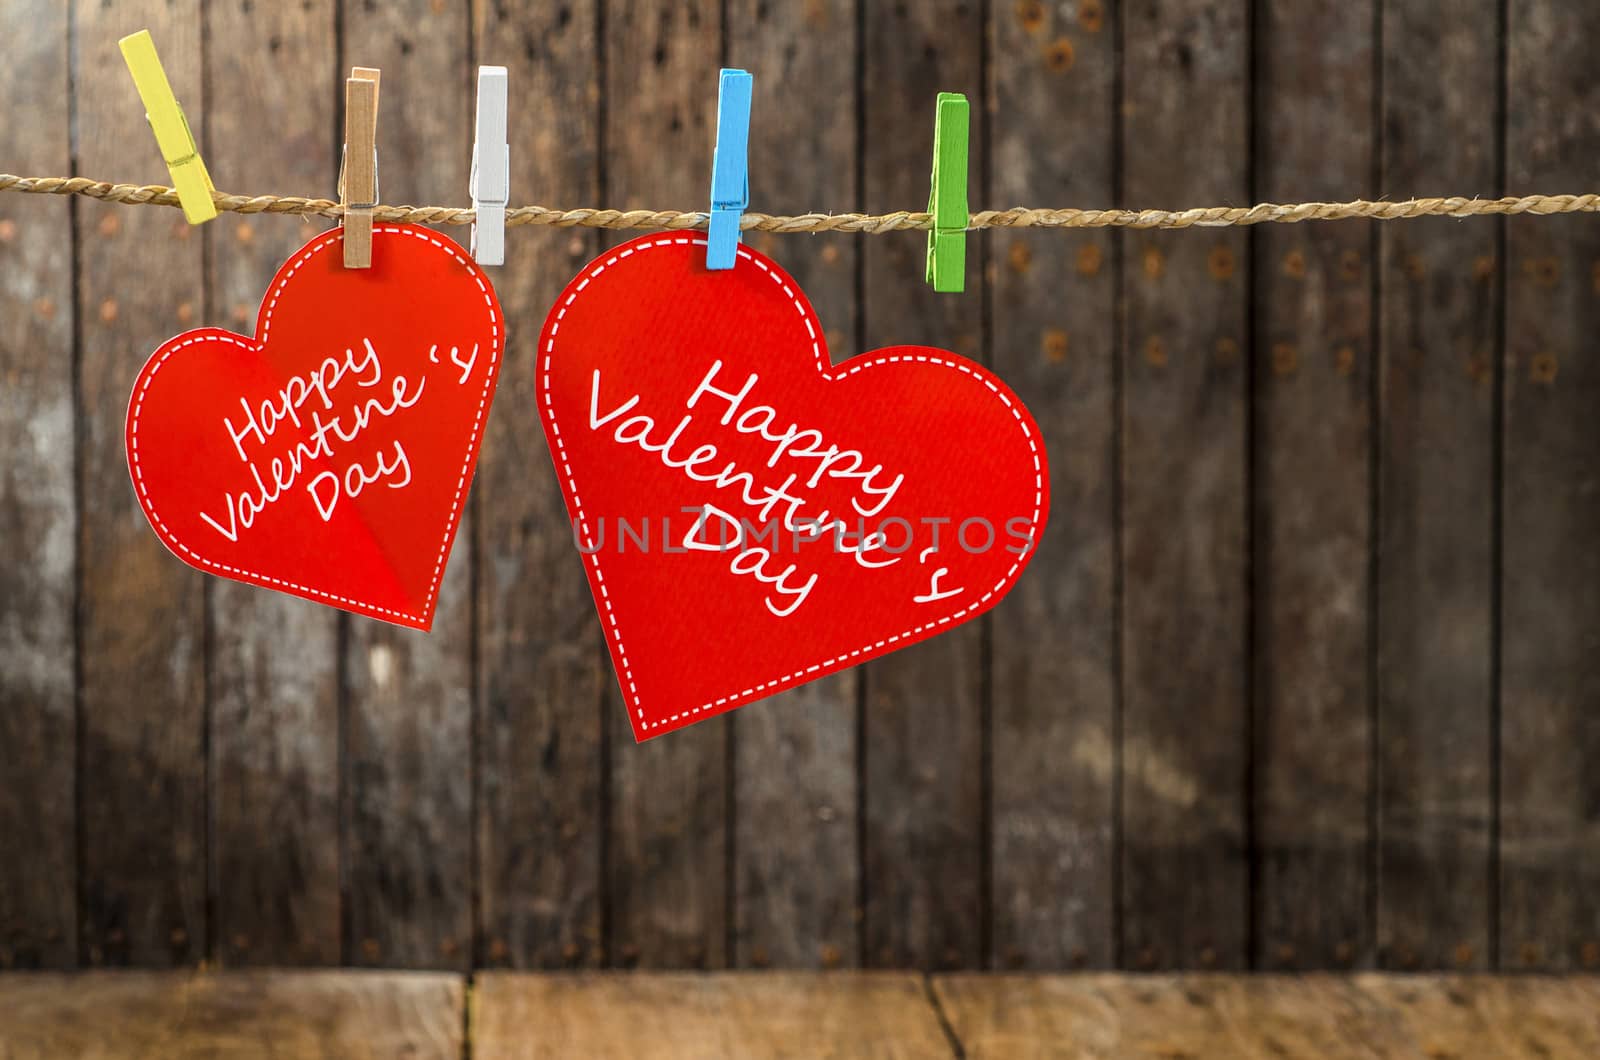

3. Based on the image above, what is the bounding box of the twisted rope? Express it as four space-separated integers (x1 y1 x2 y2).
3 173 1597 232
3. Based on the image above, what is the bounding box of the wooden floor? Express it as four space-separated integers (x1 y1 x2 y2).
2 972 1598 1058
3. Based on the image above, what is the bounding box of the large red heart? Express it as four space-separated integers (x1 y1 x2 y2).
126 223 503 630
539 234 1049 740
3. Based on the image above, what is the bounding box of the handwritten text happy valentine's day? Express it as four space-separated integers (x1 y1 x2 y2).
199 338 480 543
586 359 936 618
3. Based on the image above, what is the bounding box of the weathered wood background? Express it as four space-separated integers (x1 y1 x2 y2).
1 0 1596 973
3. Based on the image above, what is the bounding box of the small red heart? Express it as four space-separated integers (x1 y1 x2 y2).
539 234 1049 740
126 223 503 630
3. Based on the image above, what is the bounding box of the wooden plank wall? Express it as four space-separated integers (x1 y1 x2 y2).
206 0 341 969
339 0 476 974
472 0 604 973
0 0 1595 973
988 0 1117 972
1120 0 1251 972
728 0 860 972
1501 0 1600 973
73 0 209 968
0 0 75 972
1378 0 1498 972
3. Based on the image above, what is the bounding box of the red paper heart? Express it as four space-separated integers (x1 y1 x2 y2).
126 223 503 630
539 234 1049 740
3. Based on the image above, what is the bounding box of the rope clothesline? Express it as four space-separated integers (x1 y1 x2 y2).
2 174 1597 232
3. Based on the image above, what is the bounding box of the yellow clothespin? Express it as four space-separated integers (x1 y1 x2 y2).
119 30 216 225
339 67 381 268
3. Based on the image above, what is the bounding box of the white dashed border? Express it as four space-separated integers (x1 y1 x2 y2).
541 235 1046 731
127 225 503 628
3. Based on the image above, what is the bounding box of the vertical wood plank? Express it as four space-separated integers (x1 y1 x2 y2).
860 0 985 971
340 0 475 970
1252 0 1375 970
1377 0 1497 971
472 0 605 969
1120 0 1251 970
724 0 861 971
74 0 209 967
986 0 1118 970
205 0 342 968
0 0 75 971
601 0 729 969
1501 0 1600 972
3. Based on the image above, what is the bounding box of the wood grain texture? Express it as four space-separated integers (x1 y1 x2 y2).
601 0 729 969
1350 974 1600 1059
6 971 1600 1058
0 971 463 1060
1251 0 1375 971
339 0 474 970
473 972 955 1059
73 0 209 967
1119 0 1251 971
204 0 341 969
860 0 985 973
1376 0 1498 972
1501 0 1600 972
0 0 75 971
935 974 1398 1058
471 0 604 971
985 0 1117 972
935 973 1600 1058
726 0 861 971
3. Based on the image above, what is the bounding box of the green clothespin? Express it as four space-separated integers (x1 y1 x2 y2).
925 92 969 293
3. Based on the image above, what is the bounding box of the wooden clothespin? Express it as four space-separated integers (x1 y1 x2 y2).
339 67 381 268
926 92 969 293
119 30 217 225
470 66 509 267
707 69 753 270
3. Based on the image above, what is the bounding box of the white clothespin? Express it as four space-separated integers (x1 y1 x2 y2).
470 66 509 266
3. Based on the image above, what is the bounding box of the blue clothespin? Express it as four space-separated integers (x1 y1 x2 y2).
707 69 753 270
